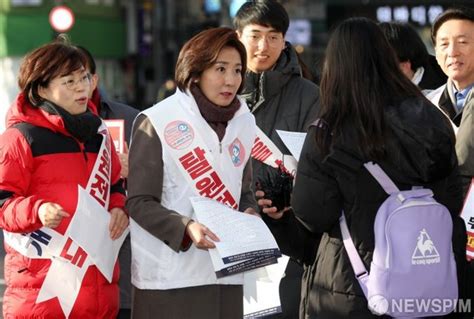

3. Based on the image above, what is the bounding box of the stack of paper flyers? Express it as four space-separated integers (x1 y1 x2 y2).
190 196 281 278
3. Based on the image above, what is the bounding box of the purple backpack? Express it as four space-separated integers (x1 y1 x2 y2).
340 162 458 317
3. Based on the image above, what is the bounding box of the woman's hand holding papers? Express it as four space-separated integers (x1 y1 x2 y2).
186 221 220 250
109 207 129 240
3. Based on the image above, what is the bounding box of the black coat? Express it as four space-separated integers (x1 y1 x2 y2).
98 97 138 145
265 97 467 319
242 43 320 319
418 55 447 91
241 43 320 185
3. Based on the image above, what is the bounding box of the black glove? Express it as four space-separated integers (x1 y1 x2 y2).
256 164 294 212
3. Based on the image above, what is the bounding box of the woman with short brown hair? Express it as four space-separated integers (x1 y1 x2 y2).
174 27 247 93
127 27 257 319
0 36 128 318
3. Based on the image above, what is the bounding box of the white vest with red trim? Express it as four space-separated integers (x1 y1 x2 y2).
130 89 256 290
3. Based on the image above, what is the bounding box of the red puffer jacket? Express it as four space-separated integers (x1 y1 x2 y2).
0 94 126 318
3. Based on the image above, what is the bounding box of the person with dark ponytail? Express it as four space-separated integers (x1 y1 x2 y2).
260 17 465 318
379 22 447 91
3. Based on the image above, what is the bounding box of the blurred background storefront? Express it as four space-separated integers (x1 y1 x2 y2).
0 0 472 111
135 0 473 108
0 0 129 118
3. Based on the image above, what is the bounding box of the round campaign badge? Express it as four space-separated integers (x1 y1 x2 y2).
228 138 245 167
164 121 194 150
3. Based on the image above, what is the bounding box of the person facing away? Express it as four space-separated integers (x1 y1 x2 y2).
426 7 474 196
258 17 465 319
77 45 139 319
0 35 128 318
378 21 447 92
126 27 258 319
234 1 320 317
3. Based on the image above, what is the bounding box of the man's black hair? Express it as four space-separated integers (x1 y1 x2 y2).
233 0 289 36
379 22 428 72
431 6 474 44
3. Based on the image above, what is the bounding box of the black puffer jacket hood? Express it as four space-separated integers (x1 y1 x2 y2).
242 43 304 113
239 41 320 189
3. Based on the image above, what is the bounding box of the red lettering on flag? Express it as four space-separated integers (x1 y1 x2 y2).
60 238 88 268
97 152 111 177
90 174 109 206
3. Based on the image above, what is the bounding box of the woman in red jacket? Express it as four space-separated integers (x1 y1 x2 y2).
0 36 128 318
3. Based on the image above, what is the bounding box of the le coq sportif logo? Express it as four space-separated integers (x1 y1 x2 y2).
411 229 440 265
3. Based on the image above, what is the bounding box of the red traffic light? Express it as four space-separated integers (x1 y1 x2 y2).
49 6 75 33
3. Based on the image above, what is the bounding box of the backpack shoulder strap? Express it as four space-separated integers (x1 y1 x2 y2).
364 162 400 195
340 213 369 297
